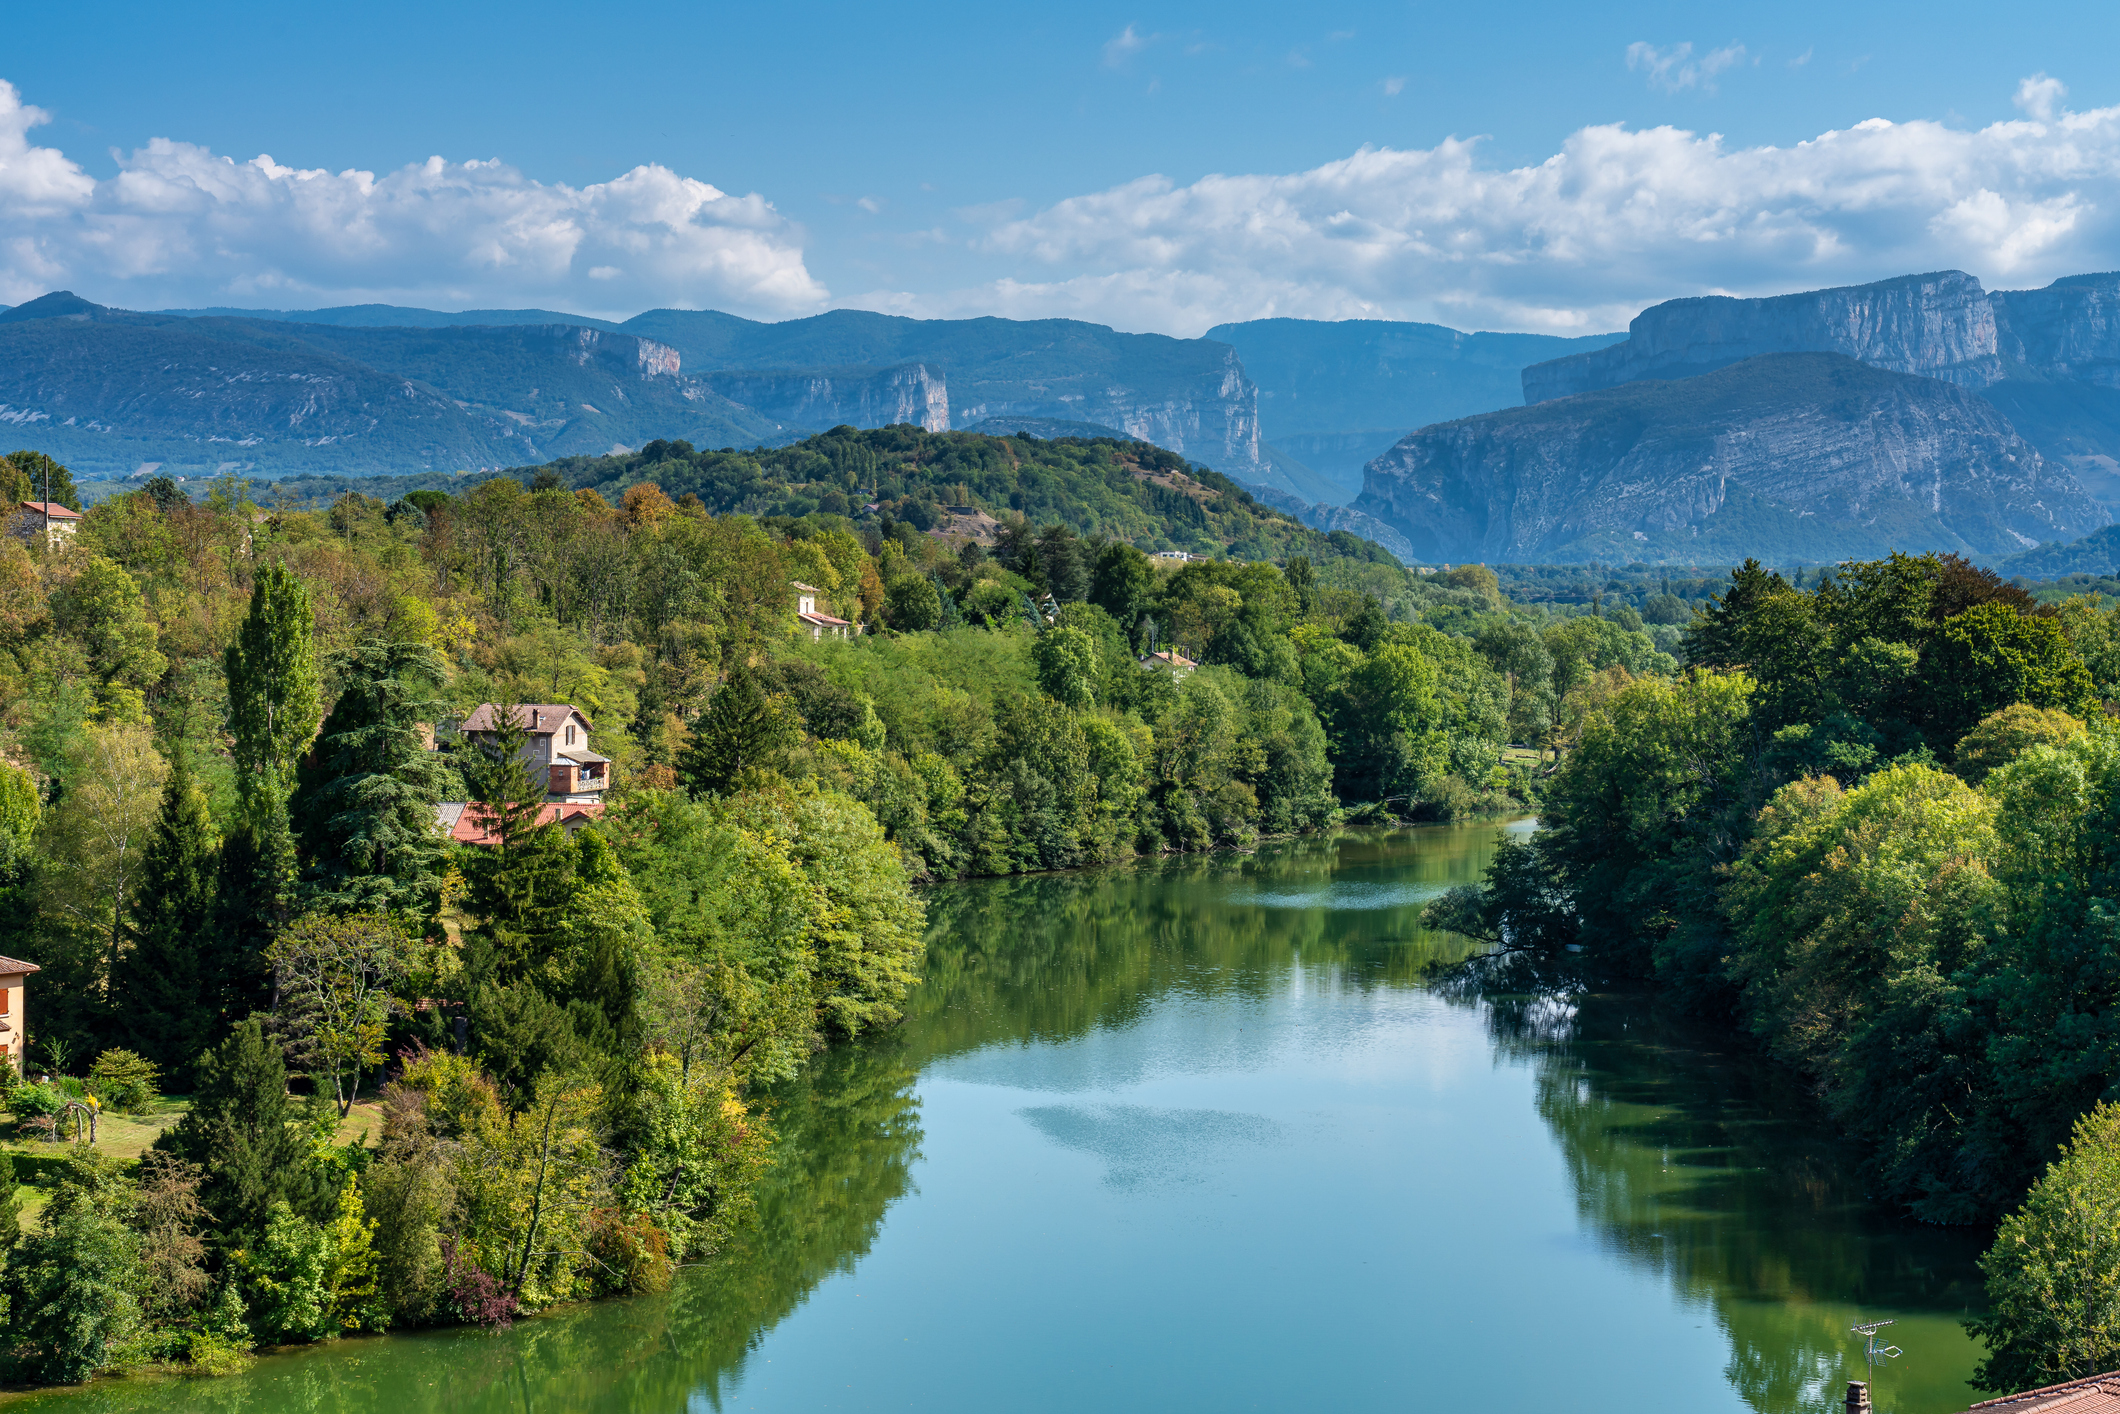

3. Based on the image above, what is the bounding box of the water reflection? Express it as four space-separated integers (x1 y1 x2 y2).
7 822 1992 1414
1489 989 1987 1414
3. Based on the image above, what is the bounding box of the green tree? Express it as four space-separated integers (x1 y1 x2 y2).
225 562 322 792
1929 602 2098 747
1033 624 1100 709
1968 1101 2120 1392
113 758 222 1075
268 913 417 1116
50 555 166 715
292 640 450 917
155 1017 315 1248
678 665 797 796
0 1164 142 1384
884 575 942 631
1955 704 2087 786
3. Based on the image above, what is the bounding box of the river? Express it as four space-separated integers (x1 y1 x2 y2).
12 820 1992 1413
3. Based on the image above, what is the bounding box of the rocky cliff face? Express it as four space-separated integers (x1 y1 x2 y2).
703 363 950 433
1524 272 2005 402
1993 273 2120 388
1363 353 2105 564
623 308 1266 478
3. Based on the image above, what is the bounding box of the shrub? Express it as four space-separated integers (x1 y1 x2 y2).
6 1081 62 1121
86 1050 161 1114
584 1209 674 1296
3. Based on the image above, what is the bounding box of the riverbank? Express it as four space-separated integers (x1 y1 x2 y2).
0 823 1988 1414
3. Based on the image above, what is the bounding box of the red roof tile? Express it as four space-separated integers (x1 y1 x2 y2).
448 800 606 846
1964 1372 2120 1412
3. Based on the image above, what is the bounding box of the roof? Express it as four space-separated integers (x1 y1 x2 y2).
791 581 824 593
1141 649 1198 669
447 800 606 846
800 609 853 627
558 749 611 764
0 955 40 976
19 502 80 520
1963 1373 2120 1412
461 703 589 735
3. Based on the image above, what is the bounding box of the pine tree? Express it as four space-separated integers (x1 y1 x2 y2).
461 704 575 976
154 1017 315 1248
677 665 796 796
212 773 296 1019
292 640 449 918
226 562 322 792
113 757 221 1075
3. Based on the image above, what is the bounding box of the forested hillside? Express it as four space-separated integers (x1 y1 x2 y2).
0 435 1682 1383
1426 549 2120 1389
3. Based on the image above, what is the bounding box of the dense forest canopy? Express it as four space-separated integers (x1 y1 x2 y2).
1426 547 2120 1393
0 432 1701 1384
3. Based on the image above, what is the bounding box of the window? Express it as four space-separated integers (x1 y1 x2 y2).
565 725 576 745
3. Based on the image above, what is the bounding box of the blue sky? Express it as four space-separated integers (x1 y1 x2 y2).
5 0 2119 333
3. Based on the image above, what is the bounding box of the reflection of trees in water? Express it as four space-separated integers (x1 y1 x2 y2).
1481 987 1988 1414
20 823 1521 1414
911 825 1509 1066
17 1044 925 1414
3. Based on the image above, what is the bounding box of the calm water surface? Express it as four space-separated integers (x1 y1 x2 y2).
16 822 1991 1413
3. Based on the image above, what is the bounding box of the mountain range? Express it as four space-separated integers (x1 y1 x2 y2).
18 268 2120 570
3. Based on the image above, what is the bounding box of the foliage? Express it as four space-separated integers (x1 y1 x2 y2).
154 1017 315 1248
267 912 419 1115
1968 1102 2120 1392
86 1048 162 1114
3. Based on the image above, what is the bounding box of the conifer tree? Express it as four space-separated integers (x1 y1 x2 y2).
677 665 796 796
226 562 322 791
154 1017 314 1248
292 640 449 918
114 757 221 1075
212 768 297 1019
461 704 575 973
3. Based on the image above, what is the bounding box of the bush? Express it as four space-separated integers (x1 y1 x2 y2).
86 1050 161 1114
6 1081 62 1121
584 1209 674 1296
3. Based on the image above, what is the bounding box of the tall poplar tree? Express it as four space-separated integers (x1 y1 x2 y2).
113 758 221 1074
292 640 449 918
225 562 322 791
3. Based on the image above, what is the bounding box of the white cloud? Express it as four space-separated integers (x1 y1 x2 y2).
854 77 2120 336
2015 72 2067 122
1626 41 1748 95
1382 76 1406 97
1102 25 1154 69
0 78 825 319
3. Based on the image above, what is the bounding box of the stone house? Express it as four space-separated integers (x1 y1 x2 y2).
795 582 856 640
459 704 610 803
10 502 80 547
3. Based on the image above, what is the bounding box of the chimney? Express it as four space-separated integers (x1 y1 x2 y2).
1846 1382 1871 1414
532 708 541 729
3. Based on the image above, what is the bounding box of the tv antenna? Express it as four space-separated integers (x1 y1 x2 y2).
1851 1319 1902 1402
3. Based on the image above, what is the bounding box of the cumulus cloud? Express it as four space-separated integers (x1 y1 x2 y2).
2015 72 2067 122
850 77 2120 336
0 78 825 318
1626 41 1748 94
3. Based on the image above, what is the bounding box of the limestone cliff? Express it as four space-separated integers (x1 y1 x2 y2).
702 363 950 433
1523 272 2004 403
1361 354 2105 564
1993 273 2120 388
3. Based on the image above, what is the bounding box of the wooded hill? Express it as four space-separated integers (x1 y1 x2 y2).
518 425 1404 568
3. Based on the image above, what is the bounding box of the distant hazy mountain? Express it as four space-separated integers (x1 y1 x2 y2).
1206 317 1624 502
1356 353 2106 565
0 292 794 478
621 308 1264 481
159 304 624 332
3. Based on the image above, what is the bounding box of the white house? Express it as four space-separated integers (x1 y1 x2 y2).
794 581 856 640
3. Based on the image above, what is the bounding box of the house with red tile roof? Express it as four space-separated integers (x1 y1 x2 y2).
1955 1371 2120 1412
11 502 81 547
795 582 856 640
